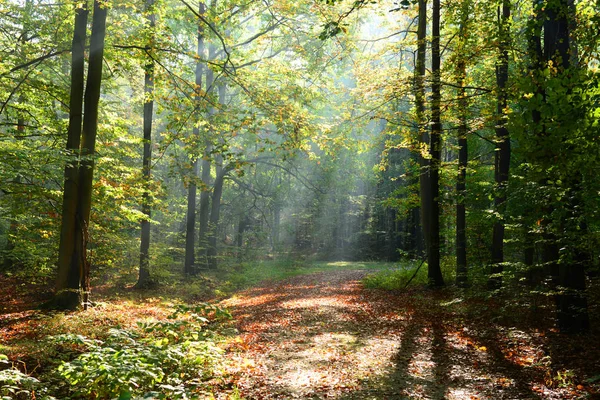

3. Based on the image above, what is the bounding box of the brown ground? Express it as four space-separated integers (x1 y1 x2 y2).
2 271 600 399
221 270 600 400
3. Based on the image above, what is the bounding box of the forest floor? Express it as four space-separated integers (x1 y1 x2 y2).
219 268 600 400
1 266 600 399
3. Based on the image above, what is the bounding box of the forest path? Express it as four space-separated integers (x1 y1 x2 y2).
220 268 564 400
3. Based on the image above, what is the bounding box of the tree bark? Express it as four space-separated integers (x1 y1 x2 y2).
137 0 156 288
272 199 281 253
54 0 88 308
416 0 429 256
455 57 468 286
184 2 206 275
489 0 511 290
198 37 214 265
73 0 107 310
206 84 226 270
427 0 444 287
454 2 469 287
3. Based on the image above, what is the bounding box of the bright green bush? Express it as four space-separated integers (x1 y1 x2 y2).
49 303 232 399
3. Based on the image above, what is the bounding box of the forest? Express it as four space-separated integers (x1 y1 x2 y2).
1 0 599 398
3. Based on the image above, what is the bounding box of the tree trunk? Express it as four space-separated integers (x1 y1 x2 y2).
455 64 468 286
4 0 31 270
454 2 469 287
74 0 107 310
428 0 444 287
544 0 589 333
206 84 226 270
198 37 213 265
416 0 429 256
207 167 225 269
54 0 88 309
236 214 248 260
184 2 206 275
489 0 511 290
272 200 281 253
137 0 155 288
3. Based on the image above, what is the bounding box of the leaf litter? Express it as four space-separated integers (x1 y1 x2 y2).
220 269 600 399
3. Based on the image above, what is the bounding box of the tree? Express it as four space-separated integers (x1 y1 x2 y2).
54 0 89 308
184 2 206 276
427 0 444 287
489 0 511 289
454 0 470 287
416 0 429 259
541 0 589 332
137 0 156 288
54 0 107 309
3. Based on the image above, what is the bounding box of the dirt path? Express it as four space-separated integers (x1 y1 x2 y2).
221 269 593 400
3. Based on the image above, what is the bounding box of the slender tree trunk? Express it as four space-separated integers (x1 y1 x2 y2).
4 0 31 269
184 164 198 274
236 214 247 260
54 1 88 308
416 0 429 256
198 37 213 265
137 0 155 288
207 168 224 269
206 84 226 270
456 67 468 287
428 0 444 286
454 2 469 287
184 2 206 275
489 0 511 289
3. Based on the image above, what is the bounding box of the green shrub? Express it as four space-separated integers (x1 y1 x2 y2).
50 303 232 399
0 354 53 400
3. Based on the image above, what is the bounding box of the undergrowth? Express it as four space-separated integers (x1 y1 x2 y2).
362 258 455 290
0 303 235 399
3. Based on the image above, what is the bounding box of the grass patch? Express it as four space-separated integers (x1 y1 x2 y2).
363 261 425 290
363 257 456 290
216 260 394 295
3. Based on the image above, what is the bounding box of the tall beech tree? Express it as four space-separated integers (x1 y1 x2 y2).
489 0 511 289
427 0 444 287
455 1 470 287
416 0 429 257
54 1 89 308
197 41 216 268
184 2 207 275
206 83 226 270
54 0 107 309
137 0 156 288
